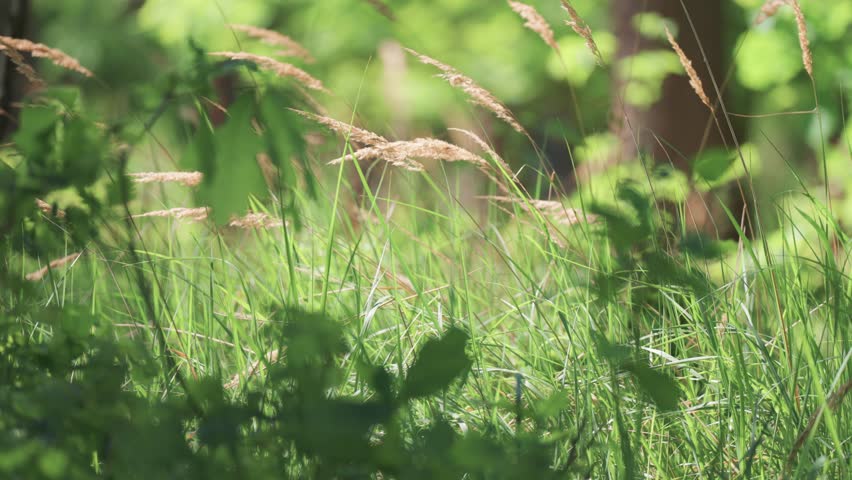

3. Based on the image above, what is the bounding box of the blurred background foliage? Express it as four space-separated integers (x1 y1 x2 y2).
29 0 852 229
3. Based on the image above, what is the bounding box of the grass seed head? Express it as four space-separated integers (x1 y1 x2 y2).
0 40 45 88
755 0 787 24
405 48 526 134
789 0 813 78
0 36 93 77
290 109 388 146
228 24 315 63
133 207 210 221
329 138 487 172
129 171 203 187
665 27 713 111
560 0 604 66
508 1 560 52
209 52 328 92
228 212 285 229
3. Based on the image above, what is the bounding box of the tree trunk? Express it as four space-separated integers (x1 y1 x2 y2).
0 0 29 140
612 0 740 236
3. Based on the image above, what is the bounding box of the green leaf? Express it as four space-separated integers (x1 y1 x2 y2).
593 334 682 411
632 13 678 41
38 449 68 479
402 328 471 399
736 28 802 90
693 148 735 185
622 361 682 411
533 391 573 419
680 233 736 259
192 95 269 225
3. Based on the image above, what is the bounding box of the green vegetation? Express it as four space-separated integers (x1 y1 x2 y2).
1 0 851 478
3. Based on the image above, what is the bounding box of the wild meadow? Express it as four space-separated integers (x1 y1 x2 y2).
1 0 850 478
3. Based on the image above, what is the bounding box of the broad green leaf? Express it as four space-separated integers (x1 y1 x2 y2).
402 328 471 399
622 361 682 411
594 334 682 411
681 233 737 259
546 32 615 87
632 12 678 41
193 96 269 225
736 28 802 90
38 449 68 479
650 164 689 202
617 50 681 106
693 148 735 185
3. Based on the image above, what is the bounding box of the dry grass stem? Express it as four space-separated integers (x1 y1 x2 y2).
35 198 66 219
405 48 525 134
508 1 559 52
209 52 327 92
755 0 787 24
133 207 210 221
290 109 388 146
26 252 83 281
228 212 285 229
0 36 93 77
665 27 713 111
789 0 813 78
330 138 486 172
128 171 203 187
228 24 315 63
560 0 604 66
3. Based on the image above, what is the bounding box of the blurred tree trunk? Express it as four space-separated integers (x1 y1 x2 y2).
0 0 29 140
611 0 742 236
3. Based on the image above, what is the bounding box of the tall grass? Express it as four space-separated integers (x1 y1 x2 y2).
6 2 852 478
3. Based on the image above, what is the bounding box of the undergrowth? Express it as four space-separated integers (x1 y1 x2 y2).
1 2 851 479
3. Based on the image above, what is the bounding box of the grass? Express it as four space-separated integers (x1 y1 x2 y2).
22 148 852 477
5 2 851 477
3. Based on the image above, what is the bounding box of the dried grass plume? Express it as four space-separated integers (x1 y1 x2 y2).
228 24 315 63
129 171 203 187
508 1 559 52
405 48 526 134
0 40 45 87
330 138 487 172
0 36 93 77
560 0 604 66
228 212 285 229
755 0 787 24
209 52 327 92
665 27 713 111
133 207 210 221
485 196 591 226
290 109 388 146
789 0 813 78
